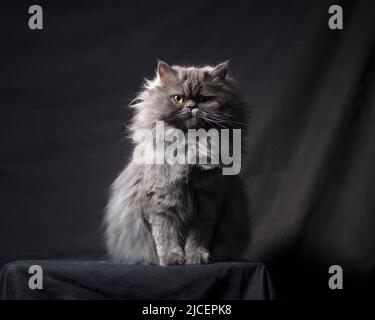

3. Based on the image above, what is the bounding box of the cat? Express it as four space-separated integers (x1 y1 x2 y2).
104 61 250 265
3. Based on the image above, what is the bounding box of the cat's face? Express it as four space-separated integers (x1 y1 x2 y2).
137 61 238 130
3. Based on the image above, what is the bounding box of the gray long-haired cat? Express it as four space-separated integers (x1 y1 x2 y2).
105 61 250 265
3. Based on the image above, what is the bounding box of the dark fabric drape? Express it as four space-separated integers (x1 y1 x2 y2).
0 261 274 300
1 0 375 298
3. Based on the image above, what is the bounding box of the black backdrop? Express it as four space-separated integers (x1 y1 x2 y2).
1 0 375 299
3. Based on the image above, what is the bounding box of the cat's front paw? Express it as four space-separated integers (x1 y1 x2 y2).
159 250 185 266
185 247 210 265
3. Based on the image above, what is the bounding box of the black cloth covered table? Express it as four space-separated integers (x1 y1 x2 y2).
0 260 273 300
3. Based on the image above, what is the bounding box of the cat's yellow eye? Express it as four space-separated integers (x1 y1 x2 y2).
172 95 185 104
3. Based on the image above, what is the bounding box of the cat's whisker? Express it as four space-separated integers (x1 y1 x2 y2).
199 111 248 126
200 115 227 129
199 112 229 124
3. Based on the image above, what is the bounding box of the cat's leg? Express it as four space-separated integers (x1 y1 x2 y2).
149 213 185 266
184 228 211 264
184 195 218 264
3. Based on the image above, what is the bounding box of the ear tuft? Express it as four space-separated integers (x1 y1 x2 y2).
157 60 178 85
211 61 229 80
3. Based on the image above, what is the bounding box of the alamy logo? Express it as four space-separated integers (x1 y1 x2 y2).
28 265 43 290
133 121 242 175
328 265 343 290
328 5 343 30
28 5 43 30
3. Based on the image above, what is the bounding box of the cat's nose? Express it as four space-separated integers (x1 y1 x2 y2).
185 101 198 110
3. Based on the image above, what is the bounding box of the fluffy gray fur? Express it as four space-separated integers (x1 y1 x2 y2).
105 61 249 265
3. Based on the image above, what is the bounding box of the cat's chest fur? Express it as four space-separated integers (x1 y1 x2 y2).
141 163 221 221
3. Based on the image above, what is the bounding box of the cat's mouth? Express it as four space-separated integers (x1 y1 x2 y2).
184 110 200 128
164 110 203 130
185 115 198 129
187 111 198 120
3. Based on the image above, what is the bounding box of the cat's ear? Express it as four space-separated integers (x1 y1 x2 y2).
157 60 178 86
210 61 229 80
